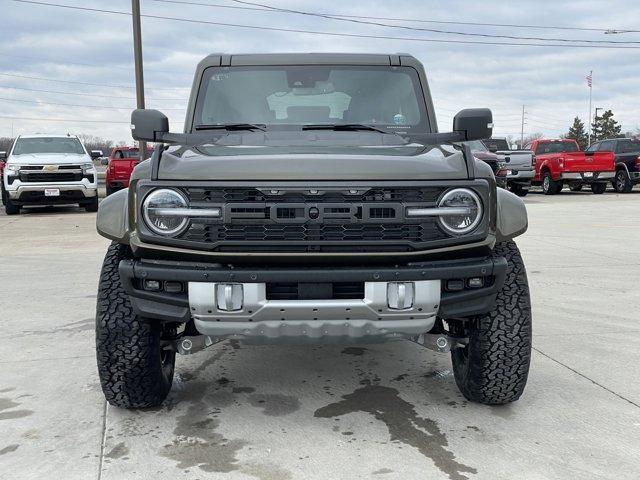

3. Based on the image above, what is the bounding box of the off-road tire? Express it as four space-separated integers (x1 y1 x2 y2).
613 170 633 193
106 185 115 196
542 171 561 195
590 182 607 194
569 184 583 192
451 241 532 405
96 242 175 409
509 184 528 197
5 197 20 215
84 196 99 212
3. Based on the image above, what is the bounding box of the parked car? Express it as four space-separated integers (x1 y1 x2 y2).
105 146 152 195
483 138 534 197
586 138 640 193
0 150 6 205
526 139 615 194
2 134 100 215
95 53 531 409
464 140 508 188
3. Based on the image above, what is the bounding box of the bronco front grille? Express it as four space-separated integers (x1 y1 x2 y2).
137 183 490 254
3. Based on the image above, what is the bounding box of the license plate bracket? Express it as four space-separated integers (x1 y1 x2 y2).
44 188 60 197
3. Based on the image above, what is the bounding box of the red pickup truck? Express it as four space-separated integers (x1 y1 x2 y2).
526 139 615 194
105 146 152 195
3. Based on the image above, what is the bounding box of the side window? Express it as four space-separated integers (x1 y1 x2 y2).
599 141 614 152
114 150 124 159
585 143 599 153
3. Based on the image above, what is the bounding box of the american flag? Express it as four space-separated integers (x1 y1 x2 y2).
586 72 593 88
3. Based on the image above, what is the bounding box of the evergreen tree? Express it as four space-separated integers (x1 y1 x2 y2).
565 117 588 149
591 109 622 142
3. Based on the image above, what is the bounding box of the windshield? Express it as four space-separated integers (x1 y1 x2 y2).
463 140 489 152
616 139 640 154
535 141 579 154
13 137 85 155
194 65 430 132
483 138 509 151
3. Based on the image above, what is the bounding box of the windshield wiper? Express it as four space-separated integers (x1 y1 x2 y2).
302 123 389 134
194 123 267 132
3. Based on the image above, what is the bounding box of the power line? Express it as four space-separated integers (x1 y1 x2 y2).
0 84 186 101
220 0 640 45
10 0 640 49
147 0 640 34
0 72 189 91
0 96 186 110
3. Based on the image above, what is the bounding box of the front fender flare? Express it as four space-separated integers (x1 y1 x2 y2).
96 188 130 243
496 188 528 241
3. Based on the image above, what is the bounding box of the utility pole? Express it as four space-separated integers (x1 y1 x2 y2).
520 105 526 147
587 70 593 146
131 0 146 162
594 107 603 142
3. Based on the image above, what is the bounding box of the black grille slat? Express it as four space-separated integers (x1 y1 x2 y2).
266 282 364 300
19 172 82 182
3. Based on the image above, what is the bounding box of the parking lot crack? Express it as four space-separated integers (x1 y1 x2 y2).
96 400 108 480
533 347 640 409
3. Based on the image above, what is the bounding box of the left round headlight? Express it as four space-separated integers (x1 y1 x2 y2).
437 188 482 235
142 188 189 236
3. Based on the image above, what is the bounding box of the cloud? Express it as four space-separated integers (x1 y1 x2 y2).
1 0 639 141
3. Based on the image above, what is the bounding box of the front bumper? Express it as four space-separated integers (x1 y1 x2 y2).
118 254 507 341
560 172 614 182
7 182 97 203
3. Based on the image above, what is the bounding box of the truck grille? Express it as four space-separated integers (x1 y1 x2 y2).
169 186 453 252
19 172 82 183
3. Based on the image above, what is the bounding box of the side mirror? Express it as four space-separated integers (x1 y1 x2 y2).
131 109 169 142
101 157 109 166
90 150 102 159
453 108 493 141
0 151 6 160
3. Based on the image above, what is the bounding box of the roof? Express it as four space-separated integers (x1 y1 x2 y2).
198 53 418 68
17 133 79 139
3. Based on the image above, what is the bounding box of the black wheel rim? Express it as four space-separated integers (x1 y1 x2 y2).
543 175 550 192
616 172 625 191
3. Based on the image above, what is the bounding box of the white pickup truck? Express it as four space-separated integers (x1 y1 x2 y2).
483 138 534 197
1 134 100 215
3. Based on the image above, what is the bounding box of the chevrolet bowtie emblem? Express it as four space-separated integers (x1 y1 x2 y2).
43 165 58 171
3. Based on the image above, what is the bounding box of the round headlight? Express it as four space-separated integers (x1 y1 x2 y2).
438 188 482 235
142 188 188 236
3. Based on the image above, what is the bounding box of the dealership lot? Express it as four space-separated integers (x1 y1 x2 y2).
1 192 639 480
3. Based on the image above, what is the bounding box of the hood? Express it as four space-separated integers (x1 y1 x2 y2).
156 144 470 181
8 152 90 165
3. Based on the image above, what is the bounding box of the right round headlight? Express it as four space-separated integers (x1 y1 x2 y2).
142 188 188 236
438 188 482 235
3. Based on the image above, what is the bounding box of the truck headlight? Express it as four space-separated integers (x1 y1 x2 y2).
82 163 96 173
142 188 189 236
437 188 482 235
6 164 21 174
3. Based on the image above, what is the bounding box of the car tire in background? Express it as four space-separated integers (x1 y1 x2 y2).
509 184 528 197
613 170 633 193
84 197 99 212
96 242 176 409
451 240 532 405
590 183 607 194
542 171 561 195
106 186 114 196
5 197 20 215
569 184 583 192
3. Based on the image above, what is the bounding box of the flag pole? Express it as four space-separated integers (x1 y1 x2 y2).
587 70 592 146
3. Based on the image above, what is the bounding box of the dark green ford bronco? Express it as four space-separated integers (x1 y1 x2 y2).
95 53 531 409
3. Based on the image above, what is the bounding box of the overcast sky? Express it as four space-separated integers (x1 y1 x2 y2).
1 0 639 143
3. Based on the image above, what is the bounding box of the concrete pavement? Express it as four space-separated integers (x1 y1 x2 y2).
1 191 639 480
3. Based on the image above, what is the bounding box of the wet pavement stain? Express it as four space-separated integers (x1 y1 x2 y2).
105 442 129 459
240 462 293 480
0 444 19 455
372 467 394 475
342 347 368 356
314 385 477 480
232 387 256 394
0 396 33 421
161 381 248 473
11 318 94 338
247 394 300 416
